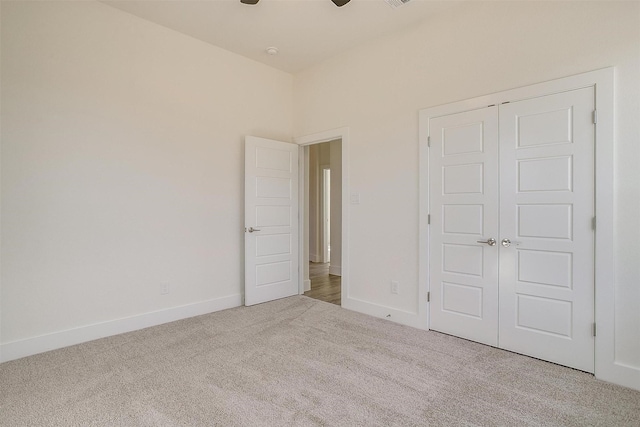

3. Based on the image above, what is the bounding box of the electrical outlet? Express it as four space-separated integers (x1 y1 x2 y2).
391 280 399 294
161 282 170 295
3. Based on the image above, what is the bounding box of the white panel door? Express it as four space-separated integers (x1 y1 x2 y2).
429 107 499 346
245 136 299 306
498 88 595 372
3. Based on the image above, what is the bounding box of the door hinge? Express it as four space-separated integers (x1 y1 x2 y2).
427 136 431 147
427 214 431 225
592 110 598 124
427 291 431 302
592 323 597 337
592 216 596 231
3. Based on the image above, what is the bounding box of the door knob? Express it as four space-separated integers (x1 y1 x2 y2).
477 238 497 246
500 239 521 247
247 227 261 233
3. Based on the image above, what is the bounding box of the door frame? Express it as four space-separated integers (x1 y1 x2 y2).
321 165 331 264
419 68 615 384
295 127 350 306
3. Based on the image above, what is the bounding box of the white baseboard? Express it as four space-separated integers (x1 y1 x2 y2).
342 298 639 391
304 279 311 292
329 265 342 276
0 294 242 363
309 253 322 263
342 296 423 329
598 361 640 392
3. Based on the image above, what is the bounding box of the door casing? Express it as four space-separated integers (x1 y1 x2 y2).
295 128 350 306
419 68 615 382
322 165 331 264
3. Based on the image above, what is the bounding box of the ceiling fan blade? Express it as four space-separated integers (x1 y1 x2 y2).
331 0 351 6
240 0 260 4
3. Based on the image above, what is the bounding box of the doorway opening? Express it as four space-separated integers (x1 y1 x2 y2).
303 139 342 306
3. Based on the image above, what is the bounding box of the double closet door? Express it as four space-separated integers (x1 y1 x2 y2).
429 87 595 372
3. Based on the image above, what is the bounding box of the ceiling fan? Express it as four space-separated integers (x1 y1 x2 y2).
240 0 351 7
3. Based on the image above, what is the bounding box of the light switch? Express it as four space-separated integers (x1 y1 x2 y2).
350 193 360 205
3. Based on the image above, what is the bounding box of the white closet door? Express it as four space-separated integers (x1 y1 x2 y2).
498 88 595 372
429 107 499 346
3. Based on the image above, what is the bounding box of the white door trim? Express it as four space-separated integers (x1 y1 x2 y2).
295 128 350 306
321 165 331 264
419 68 628 388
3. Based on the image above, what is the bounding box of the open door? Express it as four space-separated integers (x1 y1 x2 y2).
245 136 299 306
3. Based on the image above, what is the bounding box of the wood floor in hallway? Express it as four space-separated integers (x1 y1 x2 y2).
304 262 341 306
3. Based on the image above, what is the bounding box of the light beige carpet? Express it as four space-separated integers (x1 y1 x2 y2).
1 296 639 426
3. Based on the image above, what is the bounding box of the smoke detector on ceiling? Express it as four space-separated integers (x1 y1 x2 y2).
384 0 411 9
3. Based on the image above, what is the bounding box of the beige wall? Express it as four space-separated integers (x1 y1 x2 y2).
0 2 3 355
308 145 320 261
308 142 330 263
308 140 341 273
329 139 342 275
2 0 639 390
1 1 292 346
294 1 640 372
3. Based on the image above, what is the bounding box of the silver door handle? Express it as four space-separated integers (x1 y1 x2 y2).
247 227 261 233
477 238 496 246
501 238 521 247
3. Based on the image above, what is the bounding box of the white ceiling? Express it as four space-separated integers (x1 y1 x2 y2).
101 0 455 73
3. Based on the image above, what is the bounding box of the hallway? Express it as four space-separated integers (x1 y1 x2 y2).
304 262 341 306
